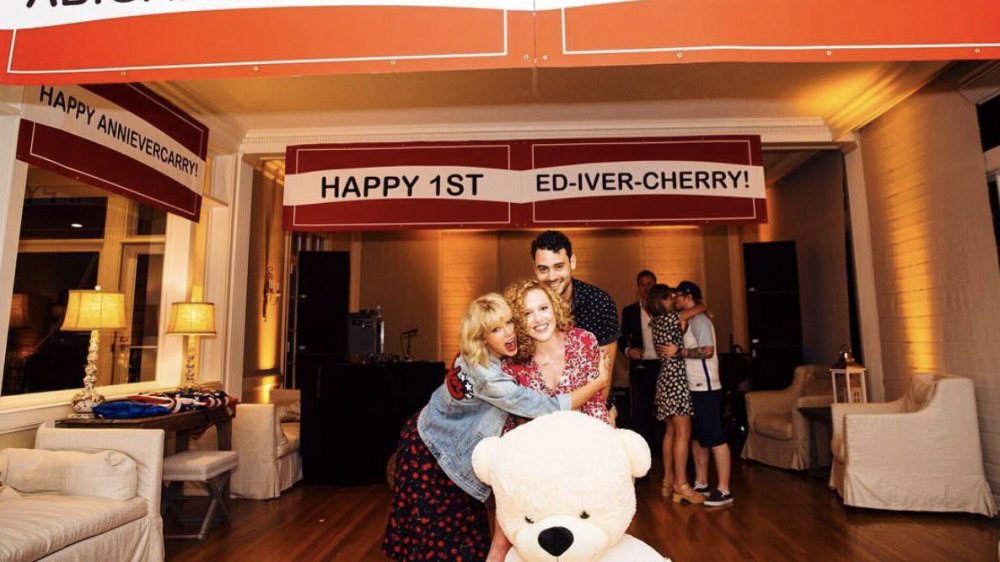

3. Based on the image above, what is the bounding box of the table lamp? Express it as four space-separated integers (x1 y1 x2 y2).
166 301 216 393
61 287 126 416
9 293 29 328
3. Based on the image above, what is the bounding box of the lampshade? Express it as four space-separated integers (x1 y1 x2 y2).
9 293 29 328
61 290 126 332
166 302 216 336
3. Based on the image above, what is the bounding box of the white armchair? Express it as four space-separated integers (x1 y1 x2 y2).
189 389 302 499
741 365 832 470
830 373 996 516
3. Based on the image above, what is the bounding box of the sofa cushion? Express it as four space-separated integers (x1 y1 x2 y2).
0 495 146 562
0 449 137 501
754 413 794 440
277 422 300 458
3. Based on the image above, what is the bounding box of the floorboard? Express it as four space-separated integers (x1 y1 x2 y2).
166 459 1000 562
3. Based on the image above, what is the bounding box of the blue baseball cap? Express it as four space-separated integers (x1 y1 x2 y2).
674 281 702 301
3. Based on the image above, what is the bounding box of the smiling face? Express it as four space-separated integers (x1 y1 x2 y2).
483 315 518 358
521 288 558 343
532 248 576 300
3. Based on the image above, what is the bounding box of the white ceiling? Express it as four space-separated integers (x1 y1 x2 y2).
152 60 950 183
161 61 947 138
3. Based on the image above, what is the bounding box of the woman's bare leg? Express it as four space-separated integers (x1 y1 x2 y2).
672 415 692 486
661 418 675 495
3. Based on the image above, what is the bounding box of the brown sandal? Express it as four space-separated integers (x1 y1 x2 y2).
672 483 705 504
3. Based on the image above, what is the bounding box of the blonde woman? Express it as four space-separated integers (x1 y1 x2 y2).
503 279 610 425
382 293 610 562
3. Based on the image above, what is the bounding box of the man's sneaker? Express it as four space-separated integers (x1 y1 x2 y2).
704 489 734 506
692 482 710 496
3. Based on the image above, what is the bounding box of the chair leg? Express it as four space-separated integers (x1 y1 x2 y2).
163 471 234 541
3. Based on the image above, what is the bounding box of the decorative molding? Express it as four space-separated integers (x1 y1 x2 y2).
826 61 950 138
146 82 246 155
240 117 833 153
958 61 1000 104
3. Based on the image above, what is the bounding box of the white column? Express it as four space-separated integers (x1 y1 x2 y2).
0 90 27 391
221 155 255 399
842 135 885 401
201 154 237 392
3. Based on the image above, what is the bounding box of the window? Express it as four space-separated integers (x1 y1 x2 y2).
2 167 168 397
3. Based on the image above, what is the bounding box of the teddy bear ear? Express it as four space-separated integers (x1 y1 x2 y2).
616 428 652 478
472 436 500 486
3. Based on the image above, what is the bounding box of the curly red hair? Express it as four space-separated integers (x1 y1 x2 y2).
503 278 574 360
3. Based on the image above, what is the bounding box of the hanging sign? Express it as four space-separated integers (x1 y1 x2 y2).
17 84 208 221
2 0 998 85
283 136 765 230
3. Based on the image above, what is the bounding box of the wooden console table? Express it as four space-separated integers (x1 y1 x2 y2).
57 405 232 453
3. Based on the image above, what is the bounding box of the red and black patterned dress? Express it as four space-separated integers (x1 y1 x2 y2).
381 415 491 562
502 327 609 429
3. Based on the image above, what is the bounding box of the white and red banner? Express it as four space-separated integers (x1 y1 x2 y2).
284 136 765 230
2 0 999 85
17 84 208 221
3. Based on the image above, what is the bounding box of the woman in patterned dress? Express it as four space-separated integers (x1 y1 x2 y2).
647 283 706 504
382 293 611 562
502 279 610 426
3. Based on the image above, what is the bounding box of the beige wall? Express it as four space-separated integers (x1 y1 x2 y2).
859 73 1000 501
434 228 722 362
360 231 442 362
753 151 852 364
242 168 286 401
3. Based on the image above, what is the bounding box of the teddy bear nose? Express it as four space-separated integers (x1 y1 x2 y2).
537 526 574 557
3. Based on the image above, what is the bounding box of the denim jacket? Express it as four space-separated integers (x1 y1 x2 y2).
417 354 571 501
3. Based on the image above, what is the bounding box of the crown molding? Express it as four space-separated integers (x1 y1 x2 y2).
825 61 950 138
240 116 832 153
958 61 1000 104
146 82 246 155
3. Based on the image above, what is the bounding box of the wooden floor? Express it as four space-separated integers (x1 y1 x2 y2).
167 459 1000 562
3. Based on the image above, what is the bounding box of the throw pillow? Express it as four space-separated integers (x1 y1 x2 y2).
0 455 20 501
273 400 301 422
0 448 138 500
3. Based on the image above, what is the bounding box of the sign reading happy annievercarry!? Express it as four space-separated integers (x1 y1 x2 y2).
283 136 765 230
16 84 208 221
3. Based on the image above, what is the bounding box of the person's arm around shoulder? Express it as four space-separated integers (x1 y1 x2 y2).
678 315 715 359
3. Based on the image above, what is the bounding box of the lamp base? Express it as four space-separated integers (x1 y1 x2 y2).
71 387 105 415
176 381 203 394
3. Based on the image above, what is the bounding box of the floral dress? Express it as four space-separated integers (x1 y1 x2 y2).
502 327 610 428
651 312 694 419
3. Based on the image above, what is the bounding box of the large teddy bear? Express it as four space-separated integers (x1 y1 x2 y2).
472 411 670 562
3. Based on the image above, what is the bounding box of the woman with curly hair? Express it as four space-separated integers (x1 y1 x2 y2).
502 279 610 425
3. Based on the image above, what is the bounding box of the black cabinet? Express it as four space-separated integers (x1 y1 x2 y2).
299 360 444 486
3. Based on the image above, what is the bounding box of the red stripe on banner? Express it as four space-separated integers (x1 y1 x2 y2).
531 193 764 225
289 142 518 174
17 121 201 222
285 198 513 231
82 84 209 159
530 136 761 167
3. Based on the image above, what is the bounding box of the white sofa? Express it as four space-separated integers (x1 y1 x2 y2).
830 373 996 516
190 389 302 499
0 426 165 562
741 364 833 470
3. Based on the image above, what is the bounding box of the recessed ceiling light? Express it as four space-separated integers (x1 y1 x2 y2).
70 223 83 229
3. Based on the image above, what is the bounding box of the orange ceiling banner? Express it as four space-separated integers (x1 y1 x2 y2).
2 0 999 85
537 0 1000 66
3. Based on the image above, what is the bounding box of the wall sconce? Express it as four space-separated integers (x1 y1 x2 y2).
263 265 281 321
